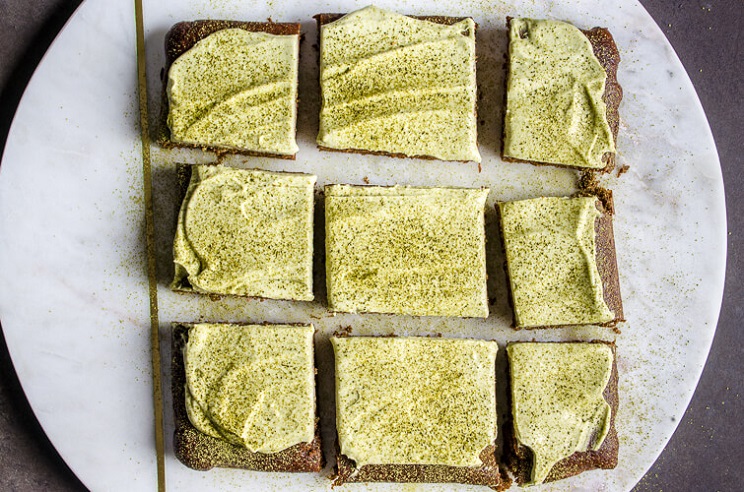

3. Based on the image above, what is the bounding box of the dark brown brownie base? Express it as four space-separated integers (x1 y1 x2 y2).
170 164 197 293
333 445 505 490
317 145 459 162
594 196 624 325
171 323 323 472
501 18 623 173
314 13 478 164
158 20 301 159
503 341 619 484
497 195 624 331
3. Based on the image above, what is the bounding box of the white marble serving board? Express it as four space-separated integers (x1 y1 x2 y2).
0 0 725 491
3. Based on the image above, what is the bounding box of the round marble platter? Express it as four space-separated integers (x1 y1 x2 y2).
0 0 725 491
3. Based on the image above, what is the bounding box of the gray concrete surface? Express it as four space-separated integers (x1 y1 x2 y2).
0 0 741 490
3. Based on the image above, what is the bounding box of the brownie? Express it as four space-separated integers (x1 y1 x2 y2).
171 165 316 301
315 9 480 163
594 196 624 326
498 195 624 330
324 184 489 318
334 446 503 488
171 323 323 472
501 17 623 173
330 336 504 489
503 341 619 484
158 20 301 159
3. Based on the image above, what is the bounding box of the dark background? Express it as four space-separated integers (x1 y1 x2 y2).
0 1 741 490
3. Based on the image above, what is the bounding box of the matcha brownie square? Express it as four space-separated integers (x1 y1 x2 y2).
172 165 316 300
161 21 301 158
502 18 622 172
498 195 623 329
316 6 481 163
325 184 489 317
505 342 619 485
172 323 323 471
331 336 501 487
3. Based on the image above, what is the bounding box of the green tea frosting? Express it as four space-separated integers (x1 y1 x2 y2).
172 165 315 300
325 185 489 317
507 343 613 484
184 323 316 453
318 6 480 162
167 28 299 155
333 337 497 467
499 196 614 327
504 18 615 168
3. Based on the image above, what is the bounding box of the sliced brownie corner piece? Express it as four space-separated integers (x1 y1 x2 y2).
159 20 301 159
502 17 622 172
315 6 481 163
504 341 619 485
497 195 623 329
331 336 502 488
172 322 323 472
172 165 316 301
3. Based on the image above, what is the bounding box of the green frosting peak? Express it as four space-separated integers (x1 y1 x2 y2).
183 323 316 453
318 6 480 162
167 28 299 155
508 343 613 485
504 18 615 169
